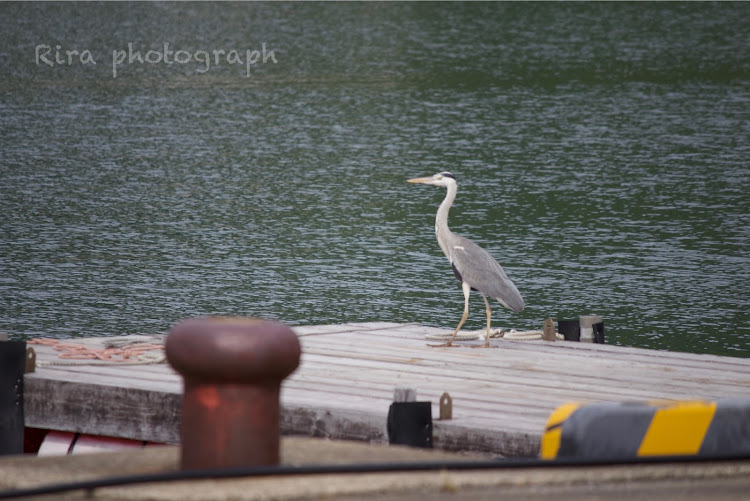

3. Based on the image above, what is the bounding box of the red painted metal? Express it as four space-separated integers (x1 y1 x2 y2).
166 317 301 470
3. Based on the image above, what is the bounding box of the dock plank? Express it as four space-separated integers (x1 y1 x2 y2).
23 323 750 456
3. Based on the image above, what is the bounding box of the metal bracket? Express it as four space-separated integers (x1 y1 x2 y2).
439 392 453 420
25 347 36 374
592 321 605 344
542 318 556 341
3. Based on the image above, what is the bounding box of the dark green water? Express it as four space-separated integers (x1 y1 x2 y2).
1 3 749 356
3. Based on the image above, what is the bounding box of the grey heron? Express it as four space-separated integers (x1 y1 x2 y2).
407 172 525 348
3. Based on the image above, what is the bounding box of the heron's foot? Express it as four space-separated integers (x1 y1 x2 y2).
471 344 498 349
427 342 461 348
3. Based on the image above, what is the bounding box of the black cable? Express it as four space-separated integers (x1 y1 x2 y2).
1 452 749 499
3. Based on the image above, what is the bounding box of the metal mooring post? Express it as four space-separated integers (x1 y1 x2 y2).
0 339 26 455
579 315 604 344
166 317 301 470
387 387 433 448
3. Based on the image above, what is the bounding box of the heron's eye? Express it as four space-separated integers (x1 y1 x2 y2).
435 174 443 180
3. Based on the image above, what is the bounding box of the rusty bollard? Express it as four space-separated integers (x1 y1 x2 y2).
165 317 301 470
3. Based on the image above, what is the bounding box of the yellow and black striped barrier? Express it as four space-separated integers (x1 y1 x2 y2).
541 399 750 459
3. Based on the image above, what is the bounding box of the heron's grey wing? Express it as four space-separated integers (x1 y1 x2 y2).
449 235 525 312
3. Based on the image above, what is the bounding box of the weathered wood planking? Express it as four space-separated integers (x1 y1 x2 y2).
23 322 750 457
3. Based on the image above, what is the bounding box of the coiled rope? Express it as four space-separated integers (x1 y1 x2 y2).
28 338 166 366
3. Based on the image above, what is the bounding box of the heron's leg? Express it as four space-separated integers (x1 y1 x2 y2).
481 293 493 348
430 282 471 348
447 282 472 346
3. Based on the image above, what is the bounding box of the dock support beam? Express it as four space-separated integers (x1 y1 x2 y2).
166 317 300 470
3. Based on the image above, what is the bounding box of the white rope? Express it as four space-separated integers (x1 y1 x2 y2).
425 328 564 342
134 351 167 364
425 330 481 341
104 336 165 349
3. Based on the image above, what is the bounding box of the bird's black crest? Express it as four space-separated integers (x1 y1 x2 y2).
440 172 455 180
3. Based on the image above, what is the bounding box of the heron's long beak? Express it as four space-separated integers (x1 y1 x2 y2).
407 176 433 184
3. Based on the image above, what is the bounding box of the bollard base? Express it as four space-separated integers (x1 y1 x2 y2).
181 382 282 470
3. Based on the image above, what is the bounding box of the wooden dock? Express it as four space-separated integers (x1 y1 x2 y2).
23 322 750 457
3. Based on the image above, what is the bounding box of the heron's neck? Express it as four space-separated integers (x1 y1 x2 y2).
435 183 457 259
